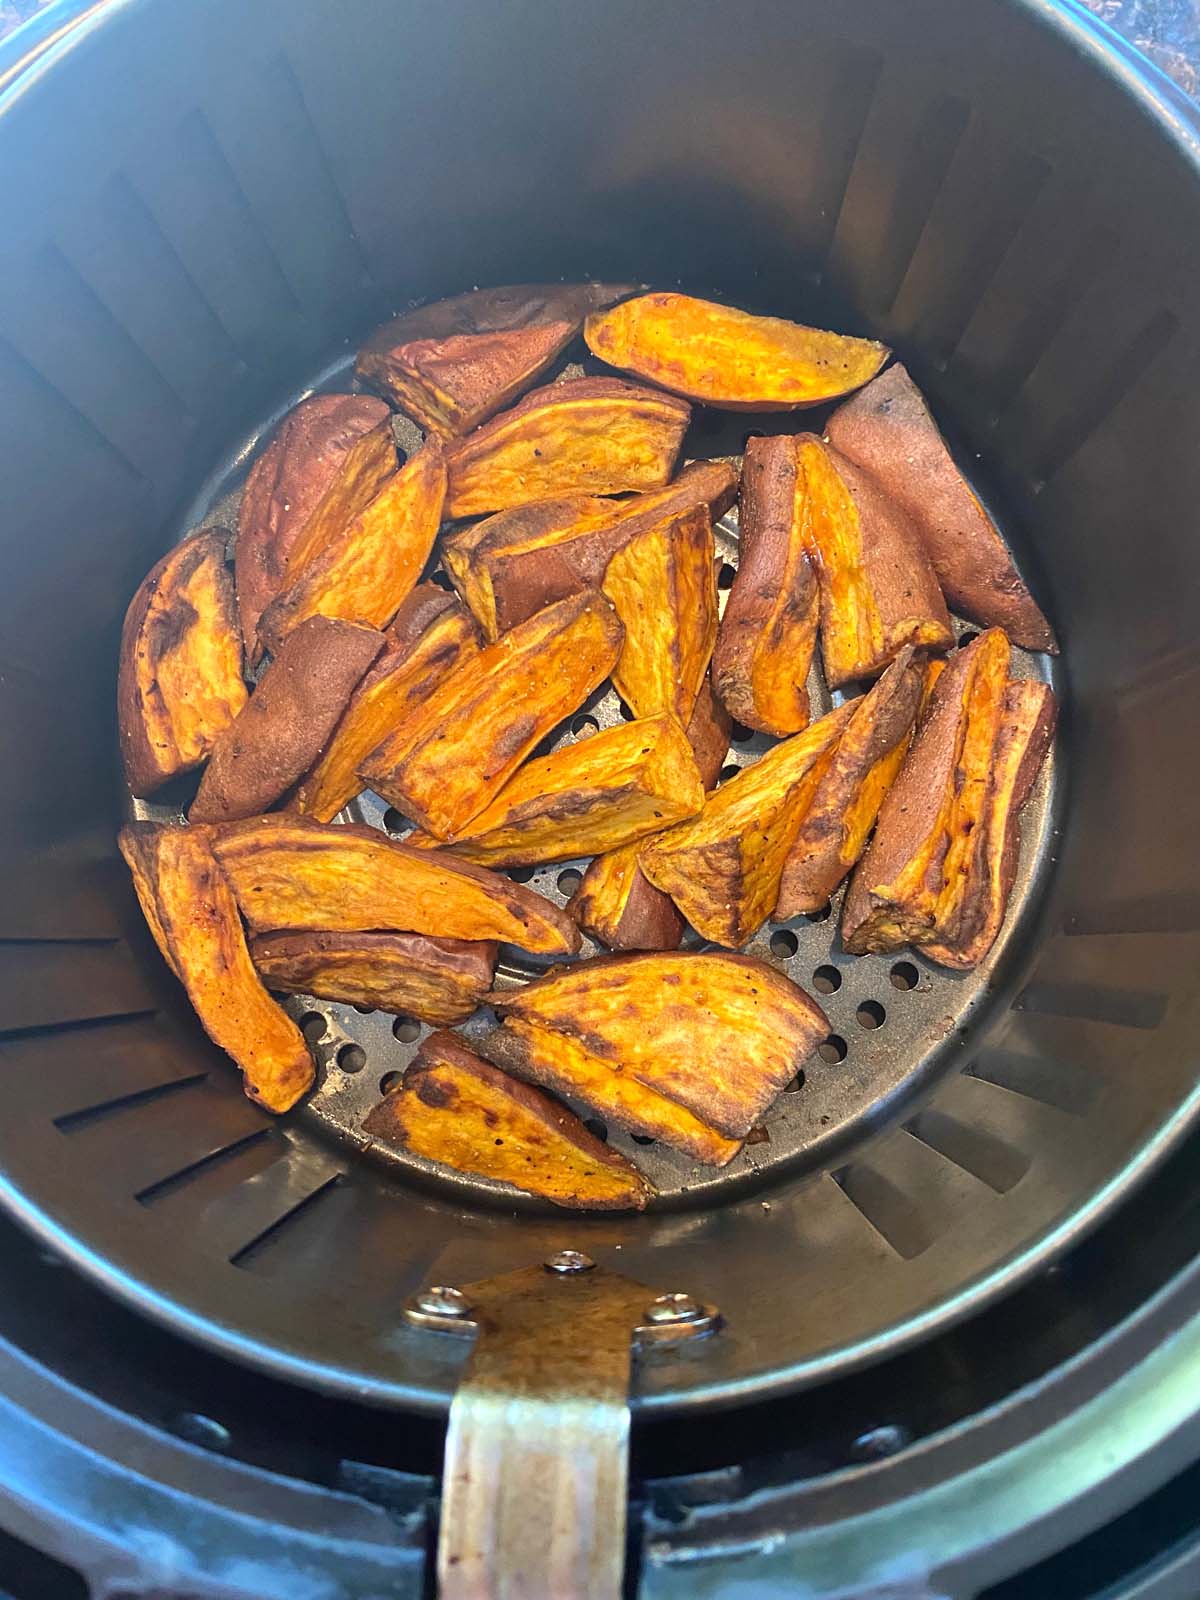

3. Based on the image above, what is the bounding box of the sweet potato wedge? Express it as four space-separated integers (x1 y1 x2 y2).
363 1030 650 1210
118 529 247 795
117 822 179 976
117 823 313 1113
584 292 888 410
356 280 636 389
442 377 689 519
713 434 819 735
774 650 924 918
235 395 394 653
841 629 1012 953
249 929 496 1024
923 679 1056 968
211 815 581 955
484 1017 741 1165
602 504 718 724
257 442 446 655
190 617 383 823
639 702 854 946
490 951 828 1139
423 713 704 866
443 459 738 639
360 590 622 839
291 587 480 822
827 365 1058 652
798 435 953 688
567 673 731 952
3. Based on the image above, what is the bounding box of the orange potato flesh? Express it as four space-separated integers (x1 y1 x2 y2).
442 377 690 519
842 629 1011 953
424 713 703 866
360 590 622 839
363 321 575 437
602 504 718 725
210 815 580 956
117 824 179 977
292 600 480 823
713 434 819 735
584 292 888 410
923 679 1056 969
443 459 738 641
249 930 496 1025
364 1030 650 1209
258 442 447 654
774 651 924 918
235 399 394 656
798 436 953 688
118 824 313 1113
639 703 854 947
485 1016 741 1166
491 951 828 1139
118 530 247 795
271 420 398 587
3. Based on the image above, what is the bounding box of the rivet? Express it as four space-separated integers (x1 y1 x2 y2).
544 1249 596 1274
415 1284 471 1317
645 1292 702 1324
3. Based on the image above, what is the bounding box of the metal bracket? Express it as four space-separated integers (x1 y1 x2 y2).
403 1250 720 1600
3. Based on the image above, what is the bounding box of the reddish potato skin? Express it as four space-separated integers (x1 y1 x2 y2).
190 618 383 823
249 929 497 1024
235 396 392 652
713 435 819 734
827 365 1057 652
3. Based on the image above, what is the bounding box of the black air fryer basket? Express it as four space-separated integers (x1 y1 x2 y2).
0 0 1199 1594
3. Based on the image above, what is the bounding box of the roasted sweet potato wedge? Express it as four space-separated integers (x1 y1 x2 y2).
190 617 384 823
117 822 179 976
443 459 738 639
639 703 854 946
360 590 622 839
798 435 953 688
257 442 446 655
423 713 704 866
827 365 1058 652
117 823 313 1113
357 280 636 389
774 650 924 918
249 929 496 1024
490 951 828 1139
291 587 480 822
484 1018 741 1165
567 673 731 952
842 629 1012 953
118 529 247 795
584 292 888 410
442 377 689 519
602 504 718 724
364 1030 650 1210
235 395 394 653
210 815 580 955
713 434 819 735
923 679 1056 969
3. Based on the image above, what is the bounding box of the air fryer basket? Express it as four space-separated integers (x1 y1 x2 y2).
0 0 1197 1424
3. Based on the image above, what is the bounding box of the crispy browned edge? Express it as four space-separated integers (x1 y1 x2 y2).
363 1028 650 1210
235 395 392 651
713 434 818 732
774 649 923 918
466 459 739 635
249 929 496 1019
840 631 998 950
118 528 245 796
827 364 1058 652
190 617 383 823
923 679 1057 968
210 814 583 954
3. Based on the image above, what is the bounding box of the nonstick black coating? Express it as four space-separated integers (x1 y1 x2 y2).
0 0 1197 1416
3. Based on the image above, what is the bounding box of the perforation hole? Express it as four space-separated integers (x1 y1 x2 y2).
730 722 755 746
957 630 980 649
719 763 742 783
619 699 637 721
571 714 599 738
890 961 919 991
856 1001 886 1030
392 1017 421 1044
769 930 799 959
812 965 842 995
717 563 736 590
805 902 832 923
584 1118 608 1142
632 1134 656 1146
786 1069 807 1092
557 868 583 895
337 1043 367 1073
299 1012 327 1045
509 866 535 883
818 1035 848 1064
379 1071 403 1095
383 808 409 835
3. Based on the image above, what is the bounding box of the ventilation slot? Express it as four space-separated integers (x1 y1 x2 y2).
906 1108 1029 1194
967 1048 1099 1116
1013 981 1167 1031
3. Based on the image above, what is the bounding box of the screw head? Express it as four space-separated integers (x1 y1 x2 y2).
645 1292 702 1324
414 1284 471 1317
544 1249 596 1275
